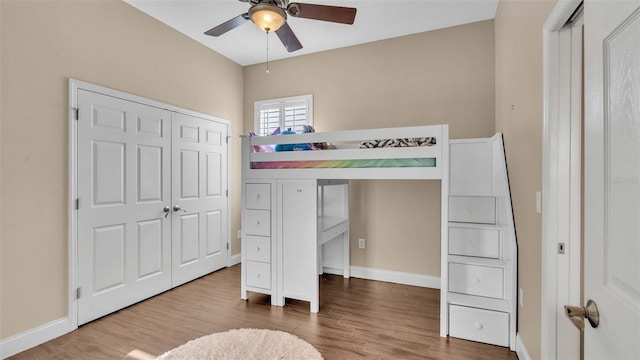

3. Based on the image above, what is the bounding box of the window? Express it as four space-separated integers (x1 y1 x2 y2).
254 94 313 136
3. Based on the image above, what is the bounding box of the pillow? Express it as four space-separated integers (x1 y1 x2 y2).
248 131 274 153
302 125 328 149
275 128 312 151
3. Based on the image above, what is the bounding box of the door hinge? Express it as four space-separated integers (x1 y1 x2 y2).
75 198 80 210
226 136 231 144
558 242 566 254
226 242 229 250
226 189 229 197
72 107 79 120
76 287 81 299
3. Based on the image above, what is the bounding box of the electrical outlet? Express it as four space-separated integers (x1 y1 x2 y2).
358 238 365 249
519 288 524 307
237 230 241 239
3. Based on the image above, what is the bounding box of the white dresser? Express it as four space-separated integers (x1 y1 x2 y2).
445 134 517 350
241 180 278 304
241 179 349 312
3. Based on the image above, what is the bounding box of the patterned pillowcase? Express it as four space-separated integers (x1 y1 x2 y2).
359 137 437 148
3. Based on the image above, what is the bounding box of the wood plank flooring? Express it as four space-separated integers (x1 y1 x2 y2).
9 265 518 359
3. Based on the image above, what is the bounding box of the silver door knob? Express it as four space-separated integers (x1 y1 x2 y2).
173 205 187 213
163 206 171 218
564 299 599 331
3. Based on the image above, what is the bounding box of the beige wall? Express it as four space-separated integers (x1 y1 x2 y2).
494 0 557 358
0 0 243 338
244 20 495 275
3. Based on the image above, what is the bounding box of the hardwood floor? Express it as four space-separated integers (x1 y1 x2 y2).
10 265 518 359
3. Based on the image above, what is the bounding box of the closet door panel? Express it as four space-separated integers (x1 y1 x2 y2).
77 89 172 325
172 113 228 287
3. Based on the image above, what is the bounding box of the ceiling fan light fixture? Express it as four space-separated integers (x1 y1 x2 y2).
249 3 286 32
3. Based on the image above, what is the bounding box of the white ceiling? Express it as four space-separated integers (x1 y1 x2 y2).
125 0 499 66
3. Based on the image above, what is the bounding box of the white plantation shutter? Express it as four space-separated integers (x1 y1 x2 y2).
284 100 307 134
254 95 313 136
258 103 281 136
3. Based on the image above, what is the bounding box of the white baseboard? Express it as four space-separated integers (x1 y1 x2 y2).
323 265 440 289
0 317 72 359
516 333 531 360
322 265 345 276
229 253 241 266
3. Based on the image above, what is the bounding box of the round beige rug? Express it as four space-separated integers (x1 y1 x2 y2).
157 328 323 360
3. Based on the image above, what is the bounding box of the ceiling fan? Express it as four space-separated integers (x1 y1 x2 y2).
204 0 357 53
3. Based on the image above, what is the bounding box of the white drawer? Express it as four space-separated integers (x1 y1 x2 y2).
244 210 270 236
449 305 509 347
449 227 500 259
246 183 271 210
449 196 496 224
246 235 270 263
246 261 271 289
449 263 504 299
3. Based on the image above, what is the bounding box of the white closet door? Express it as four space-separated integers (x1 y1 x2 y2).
77 89 172 325
171 113 228 286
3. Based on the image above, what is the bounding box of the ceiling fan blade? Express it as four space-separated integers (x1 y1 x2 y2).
204 13 250 37
288 3 356 25
275 22 303 53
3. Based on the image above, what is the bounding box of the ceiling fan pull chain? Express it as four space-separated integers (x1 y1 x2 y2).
266 30 270 74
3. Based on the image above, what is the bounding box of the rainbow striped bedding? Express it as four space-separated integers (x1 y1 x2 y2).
250 158 436 169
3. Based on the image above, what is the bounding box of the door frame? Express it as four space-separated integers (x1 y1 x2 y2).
68 78 231 328
541 1 583 358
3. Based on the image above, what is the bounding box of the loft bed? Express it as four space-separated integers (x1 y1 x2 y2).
240 124 450 338
241 125 521 350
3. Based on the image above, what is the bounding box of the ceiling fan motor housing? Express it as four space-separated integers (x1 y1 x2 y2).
248 2 287 32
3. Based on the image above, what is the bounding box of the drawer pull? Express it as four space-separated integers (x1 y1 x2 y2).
257 193 261 199
256 273 261 278
474 322 484 330
256 246 260 252
474 278 480 284
256 220 260 225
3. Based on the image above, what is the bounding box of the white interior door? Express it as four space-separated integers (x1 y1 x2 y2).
77 89 172 325
584 0 640 358
171 112 228 287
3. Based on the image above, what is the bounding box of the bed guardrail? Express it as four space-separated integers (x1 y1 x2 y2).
242 124 448 180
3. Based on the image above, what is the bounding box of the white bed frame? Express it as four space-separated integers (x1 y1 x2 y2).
240 124 450 338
